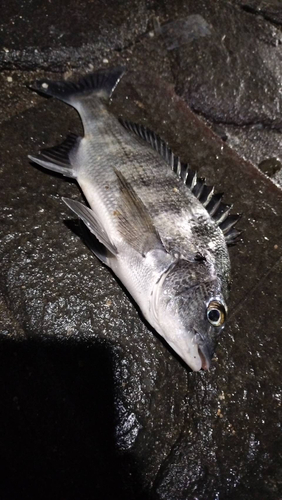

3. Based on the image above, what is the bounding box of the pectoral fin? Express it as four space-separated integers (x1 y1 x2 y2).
114 169 164 256
62 197 117 256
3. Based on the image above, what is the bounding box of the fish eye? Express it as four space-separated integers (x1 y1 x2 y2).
206 300 226 327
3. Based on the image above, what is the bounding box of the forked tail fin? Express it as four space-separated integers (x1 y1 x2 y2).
28 67 126 177
28 67 126 105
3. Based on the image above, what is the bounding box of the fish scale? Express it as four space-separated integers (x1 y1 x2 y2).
28 67 239 372
80 105 208 249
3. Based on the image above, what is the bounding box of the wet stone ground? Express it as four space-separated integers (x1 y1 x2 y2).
1 1 282 499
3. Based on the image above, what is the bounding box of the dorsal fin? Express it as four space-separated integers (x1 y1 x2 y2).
205 193 224 216
213 203 232 224
198 185 214 207
192 178 206 199
220 214 242 234
119 119 241 245
224 227 242 245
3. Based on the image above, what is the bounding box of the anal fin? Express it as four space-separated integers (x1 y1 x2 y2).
63 197 117 256
78 220 110 264
28 134 81 178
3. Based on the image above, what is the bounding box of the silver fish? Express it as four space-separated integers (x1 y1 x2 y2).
28 68 240 371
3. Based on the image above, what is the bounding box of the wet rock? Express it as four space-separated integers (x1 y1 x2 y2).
121 74 282 500
157 15 212 50
1 68 282 499
0 96 188 498
159 0 282 127
0 0 150 70
273 168 282 189
235 0 282 25
1 0 282 499
213 123 282 168
258 157 282 177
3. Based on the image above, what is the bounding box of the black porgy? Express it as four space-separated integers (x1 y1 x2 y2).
29 68 240 371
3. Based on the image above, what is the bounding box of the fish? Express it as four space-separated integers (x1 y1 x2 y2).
28 67 240 371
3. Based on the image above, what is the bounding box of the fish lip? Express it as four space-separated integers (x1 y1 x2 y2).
193 328 213 370
198 345 212 370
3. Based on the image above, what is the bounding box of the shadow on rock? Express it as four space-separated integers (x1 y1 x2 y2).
0 336 150 500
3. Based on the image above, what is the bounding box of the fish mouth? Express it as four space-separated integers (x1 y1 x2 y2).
198 345 212 370
160 329 213 372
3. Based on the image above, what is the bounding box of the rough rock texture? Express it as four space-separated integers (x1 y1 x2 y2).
1 1 282 499
0 0 150 70
159 0 282 129
233 0 282 25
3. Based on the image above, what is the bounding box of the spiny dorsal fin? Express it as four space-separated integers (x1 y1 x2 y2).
205 193 224 217
199 185 214 207
192 178 206 199
28 133 80 178
114 168 164 256
220 214 242 234
213 203 232 224
224 227 242 245
120 119 198 187
119 119 241 245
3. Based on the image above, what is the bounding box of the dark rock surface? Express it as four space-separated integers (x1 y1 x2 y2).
1 1 282 499
0 0 150 70
163 1 282 127
234 0 282 25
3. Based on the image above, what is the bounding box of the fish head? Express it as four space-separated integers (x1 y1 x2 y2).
152 258 229 371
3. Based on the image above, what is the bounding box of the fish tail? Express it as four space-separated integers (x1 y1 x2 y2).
28 68 126 177
28 67 126 106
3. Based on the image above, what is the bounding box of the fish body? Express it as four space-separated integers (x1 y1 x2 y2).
29 68 240 371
